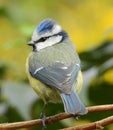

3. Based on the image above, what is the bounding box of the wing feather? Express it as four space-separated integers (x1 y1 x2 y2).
29 62 80 94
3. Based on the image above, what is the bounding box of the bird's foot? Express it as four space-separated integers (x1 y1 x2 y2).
76 115 80 120
40 112 46 130
73 114 80 120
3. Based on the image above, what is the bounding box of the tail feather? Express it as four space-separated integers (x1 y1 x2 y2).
60 87 87 115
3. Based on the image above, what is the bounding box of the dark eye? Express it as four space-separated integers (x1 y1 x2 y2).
34 36 49 44
38 37 48 42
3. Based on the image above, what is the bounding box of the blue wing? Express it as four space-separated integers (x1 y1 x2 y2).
29 62 80 94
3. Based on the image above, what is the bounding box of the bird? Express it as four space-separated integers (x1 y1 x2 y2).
26 18 87 127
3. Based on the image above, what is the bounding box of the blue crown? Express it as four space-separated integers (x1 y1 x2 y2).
36 19 56 34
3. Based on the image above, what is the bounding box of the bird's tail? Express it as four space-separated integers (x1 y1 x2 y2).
60 87 87 115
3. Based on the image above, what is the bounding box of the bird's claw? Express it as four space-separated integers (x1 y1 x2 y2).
76 115 80 120
40 112 46 129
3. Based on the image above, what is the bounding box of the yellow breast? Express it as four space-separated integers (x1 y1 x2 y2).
75 71 83 92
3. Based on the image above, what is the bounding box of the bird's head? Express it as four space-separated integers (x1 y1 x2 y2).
28 19 68 51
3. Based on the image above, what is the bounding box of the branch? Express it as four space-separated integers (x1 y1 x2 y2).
0 104 113 129
61 116 113 130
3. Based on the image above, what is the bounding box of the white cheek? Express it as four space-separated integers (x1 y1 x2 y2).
36 35 62 51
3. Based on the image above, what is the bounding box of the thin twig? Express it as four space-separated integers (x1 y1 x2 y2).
0 104 113 129
61 115 113 130
0 113 73 130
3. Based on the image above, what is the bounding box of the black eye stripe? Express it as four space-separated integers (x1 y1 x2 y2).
34 36 49 43
33 30 67 44
37 37 48 42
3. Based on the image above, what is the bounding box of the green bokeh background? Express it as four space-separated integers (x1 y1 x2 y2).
0 0 113 129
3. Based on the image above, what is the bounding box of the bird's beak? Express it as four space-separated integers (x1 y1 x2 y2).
27 41 34 46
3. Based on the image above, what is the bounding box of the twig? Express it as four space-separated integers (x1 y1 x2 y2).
0 104 113 129
61 116 113 130
0 113 73 130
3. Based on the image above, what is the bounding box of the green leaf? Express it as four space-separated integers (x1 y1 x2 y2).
98 58 113 76
88 80 113 105
79 40 113 70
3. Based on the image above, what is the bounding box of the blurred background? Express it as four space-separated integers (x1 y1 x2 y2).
0 0 113 130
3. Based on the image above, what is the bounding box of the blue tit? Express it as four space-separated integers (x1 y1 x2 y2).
26 19 88 116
